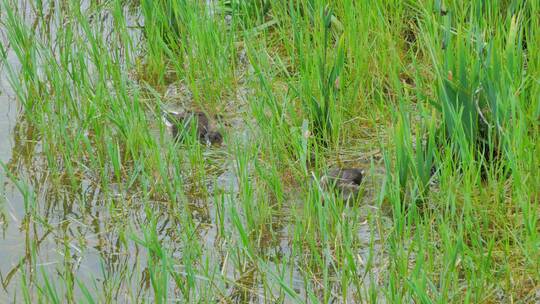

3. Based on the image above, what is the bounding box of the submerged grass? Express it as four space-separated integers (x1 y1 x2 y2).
0 0 538 303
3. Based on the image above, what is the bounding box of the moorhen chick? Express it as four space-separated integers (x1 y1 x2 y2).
163 110 223 145
320 168 364 202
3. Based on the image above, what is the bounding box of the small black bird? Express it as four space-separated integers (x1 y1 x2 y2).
321 168 364 202
163 111 223 145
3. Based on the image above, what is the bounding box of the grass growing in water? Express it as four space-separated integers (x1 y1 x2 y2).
0 0 538 302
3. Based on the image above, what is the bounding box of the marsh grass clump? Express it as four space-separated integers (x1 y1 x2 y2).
219 0 271 25
388 106 438 206
434 38 502 176
430 13 528 180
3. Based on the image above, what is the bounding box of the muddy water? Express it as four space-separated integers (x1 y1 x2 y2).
0 4 150 302
0 3 249 302
0 21 26 301
0 47 18 164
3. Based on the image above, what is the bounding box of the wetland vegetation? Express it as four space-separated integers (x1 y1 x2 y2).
0 0 539 302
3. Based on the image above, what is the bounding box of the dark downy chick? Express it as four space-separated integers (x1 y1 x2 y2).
163 111 223 145
321 168 364 202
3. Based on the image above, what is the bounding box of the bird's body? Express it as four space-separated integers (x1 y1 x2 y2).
321 168 364 202
163 111 223 145
330 168 364 185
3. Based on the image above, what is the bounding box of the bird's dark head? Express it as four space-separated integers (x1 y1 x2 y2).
206 131 223 145
341 169 364 185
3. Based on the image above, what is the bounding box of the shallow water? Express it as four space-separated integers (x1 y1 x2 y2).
0 2 150 301
0 13 24 299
